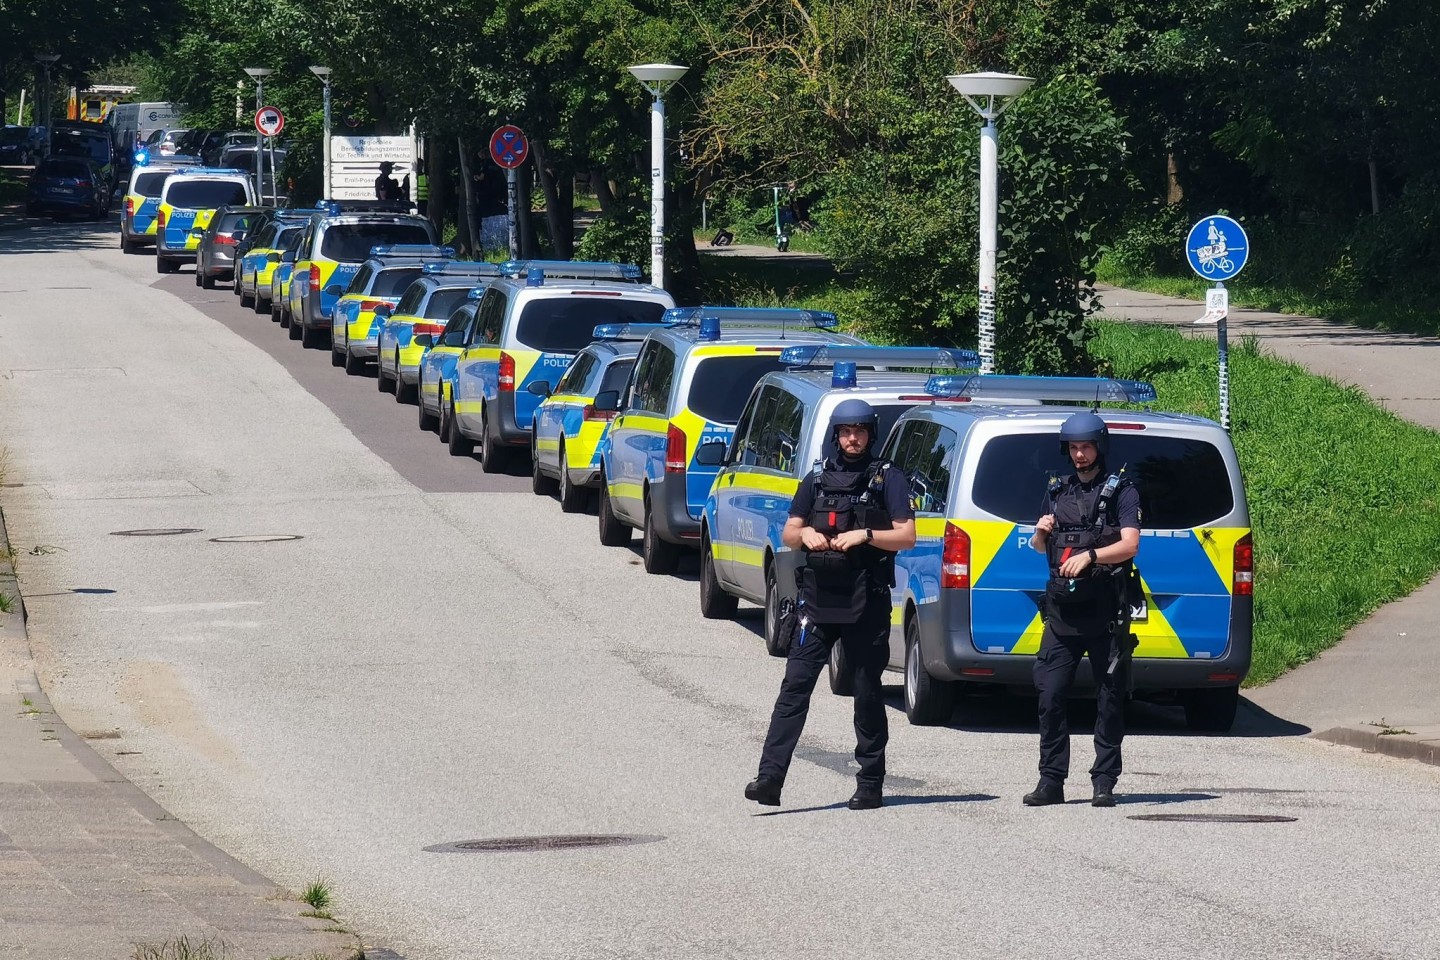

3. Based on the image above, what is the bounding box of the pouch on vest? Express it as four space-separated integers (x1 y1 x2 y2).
797 562 869 623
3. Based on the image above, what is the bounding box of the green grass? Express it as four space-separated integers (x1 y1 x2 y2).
298 879 332 911
1096 255 1440 338
132 936 232 960
0 172 26 206
1091 322 1440 684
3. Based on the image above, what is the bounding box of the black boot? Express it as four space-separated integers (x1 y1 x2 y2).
1091 780 1117 807
1023 780 1065 806
847 785 883 810
744 777 782 807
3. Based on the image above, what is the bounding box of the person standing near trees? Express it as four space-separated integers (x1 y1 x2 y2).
374 161 401 201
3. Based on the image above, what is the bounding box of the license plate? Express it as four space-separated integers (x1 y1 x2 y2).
47 187 70 195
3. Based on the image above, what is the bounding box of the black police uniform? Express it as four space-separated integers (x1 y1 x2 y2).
755 452 913 795
1034 468 1141 794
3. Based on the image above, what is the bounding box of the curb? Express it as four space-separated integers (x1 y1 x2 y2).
1314 727 1440 767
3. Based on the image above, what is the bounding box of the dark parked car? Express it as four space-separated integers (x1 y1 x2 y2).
194 205 262 289
27 157 110 219
0 125 45 165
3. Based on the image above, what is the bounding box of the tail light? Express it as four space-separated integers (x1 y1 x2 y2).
941 522 970 589
214 235 236 246
498 352 515 391
1233 533 1254 596
156 209 166 228
75 180 91 188
583 404 615 422
359 299 387 313
308 264 320 292
125 197 135 215
413 322 446 338
665 423 687 474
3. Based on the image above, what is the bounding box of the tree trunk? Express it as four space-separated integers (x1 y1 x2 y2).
1166 151 1184 205
427 136 447 236
592 169 616 215
531 138 573 258
519 170 538 258
456 137 481 257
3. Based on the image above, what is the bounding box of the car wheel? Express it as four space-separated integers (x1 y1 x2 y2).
300 322 322 349
201 267 215 289
446 399 474 456
418 388 439 431
904 616 954 726
1182 686 1240 733
828 637 855 696
438 394 453 442
531 435 557 496
345 349 365 376
699 531 739 620
641 495 681 576
288 313 302 339
394 367 414 404
763 564 787 658
252 293 268 315
120 235 133 254
330 343 345 367
240 285 254 308
271 300 282 324
597 473 632 547
557 440 587 514
155 256 169 274
479 408 506 473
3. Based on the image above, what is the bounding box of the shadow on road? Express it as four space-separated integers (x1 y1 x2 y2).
0 213 120 257
753 793 999 816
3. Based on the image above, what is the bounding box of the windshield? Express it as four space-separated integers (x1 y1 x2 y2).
972 432 1236 528
52 132 111 163
373 267 425 298
513 296 667 353
320 222 434 261
0 128 28 145
38 159 91 179
166 180 249 208
686 355 788 424
425 287 472 319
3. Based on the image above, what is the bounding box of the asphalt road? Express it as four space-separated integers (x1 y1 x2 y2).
3 217 1439 960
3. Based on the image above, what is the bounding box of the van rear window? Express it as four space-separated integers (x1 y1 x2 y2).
687 355 788 424
514 297 666 353
372 267 425 298
321 222 434 261
972 433 1236 529
135 172 169 197
167 180 249 209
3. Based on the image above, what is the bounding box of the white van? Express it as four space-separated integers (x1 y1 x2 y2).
109 102 185 154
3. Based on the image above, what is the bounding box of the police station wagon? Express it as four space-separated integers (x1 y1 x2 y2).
154 168 253 273
879 375 1252 732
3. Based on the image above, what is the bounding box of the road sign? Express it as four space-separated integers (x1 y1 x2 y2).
254 106 285 137
490 125 529 169
1194 286 1229 326
1186 215 1248 281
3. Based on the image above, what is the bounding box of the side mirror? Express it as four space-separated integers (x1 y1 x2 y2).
281 250 296 263
232 230 247 242
413 333 434 348
694 441 728 467
323 284 345 297
591 389 620 413
372 304 392 319
266 252 281 264
526 380 552 398
189 228 205 239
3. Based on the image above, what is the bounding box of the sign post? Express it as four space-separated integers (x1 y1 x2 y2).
490 125 529 260
1186 215 1249 432
254 107 285 205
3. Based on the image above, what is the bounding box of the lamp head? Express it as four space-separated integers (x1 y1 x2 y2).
628 63 689 95
309 65 332 79
946 71 1035 119
36 54 60 65
243 67 274 79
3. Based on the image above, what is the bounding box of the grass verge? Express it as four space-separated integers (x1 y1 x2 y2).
1096 255 1440 338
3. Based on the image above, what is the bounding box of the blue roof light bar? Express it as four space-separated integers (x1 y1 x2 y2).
500 259 643 281
923 374 1158 404
592 322 677 341
421 261 503 276
371 244 454 259
779 345 980 370
661 306 840 331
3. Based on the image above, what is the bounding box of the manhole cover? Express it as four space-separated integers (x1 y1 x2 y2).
425 834 663 853
110 528 203 537
208 534 304 543
1128 814 1298 824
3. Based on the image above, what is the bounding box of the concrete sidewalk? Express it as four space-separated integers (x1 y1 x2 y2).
1097 285 1440 764
0 509 366 960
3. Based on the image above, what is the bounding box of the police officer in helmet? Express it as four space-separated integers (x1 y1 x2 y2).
746 399 916 810
1026 412 1141 808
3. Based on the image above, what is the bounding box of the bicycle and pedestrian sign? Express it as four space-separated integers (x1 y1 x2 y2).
1186 215 1247 281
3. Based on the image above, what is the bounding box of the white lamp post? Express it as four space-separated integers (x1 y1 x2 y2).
36 55 59 156
309 66 332 200
947 71 1034 375
628 63 689 290
243 67 273 202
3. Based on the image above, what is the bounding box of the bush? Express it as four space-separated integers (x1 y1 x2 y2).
1105 202 1190 276
574 205 649 268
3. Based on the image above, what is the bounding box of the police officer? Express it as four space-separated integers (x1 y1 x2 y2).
1026 412 1140 808
745 400 916 810
374 161 400 201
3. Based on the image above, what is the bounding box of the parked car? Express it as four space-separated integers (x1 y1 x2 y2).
0 125 45 165
194 205 261 288
26 156 109 219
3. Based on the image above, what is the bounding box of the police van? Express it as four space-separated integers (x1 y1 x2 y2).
591 308 866 575
447 261 675 473
693 346 979 652
119 156 201 253
877 375 1252 732
154 168 254 273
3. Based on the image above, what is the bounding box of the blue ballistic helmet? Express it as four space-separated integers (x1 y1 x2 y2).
1059 411 1109 457
829 398 879 453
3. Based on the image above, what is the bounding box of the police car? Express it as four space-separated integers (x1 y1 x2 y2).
119 156 201 254
528 338 644 512
447 261 675 473
154 168 254 274
415 291 487 434
285 201 438 348
376 263 503 397
233 208 320 310
693 346 978 651
591 307 866 575
331 245 456 374
270 232 302 323
870 375 1252 731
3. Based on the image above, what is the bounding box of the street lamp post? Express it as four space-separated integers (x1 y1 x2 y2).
36 55 59 156
243 67 273 203
627 63 689 290
309 66 332 200
947 71 1034 375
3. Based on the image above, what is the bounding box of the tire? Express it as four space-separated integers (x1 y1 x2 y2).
288 314 302 339
330 344 345 367
418 389 439 431
904 616 955 725
438 393 453 442
155 256 174 274
828 637 854 696
201 268 215 290
641 495 681 575
120 235 134 254
395 367 414 404
478 408 505 473
344 349 365 376
377 356 394 392
300 322 323 349
240 285 254 308
1182 686 1240 733
271 300 282 324
557 440 587 514
597 474 632 547
253 294 268 315
446 400 474 456
698 532 739 619
531 436 558 496
763 564 787 658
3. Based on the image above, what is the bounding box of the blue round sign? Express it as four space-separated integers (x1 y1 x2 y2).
1185 215 1249 281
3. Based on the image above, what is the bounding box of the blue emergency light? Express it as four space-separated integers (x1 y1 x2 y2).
661 306 840 332
133 151 148 165
592 322 676 341
779 345 980 369
698 316 722 341
421 261 503 276
370 244 455 259
501 260 643 282
831 362 858 388
923 374 1159 404
527 266 545 286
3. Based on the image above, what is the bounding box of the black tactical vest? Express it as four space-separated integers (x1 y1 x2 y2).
798 458 894 623
1043 471 1129 636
